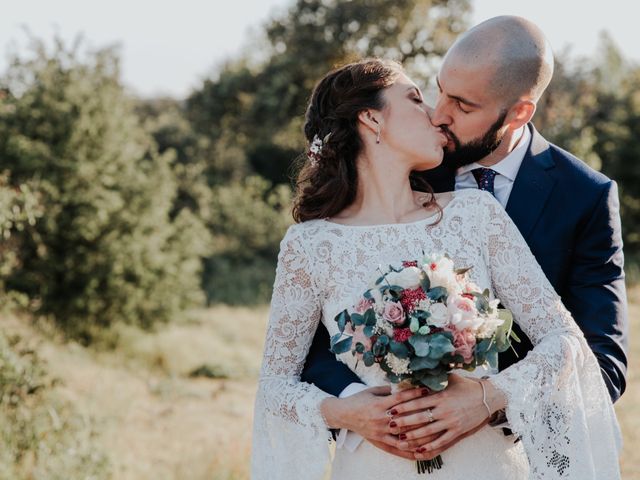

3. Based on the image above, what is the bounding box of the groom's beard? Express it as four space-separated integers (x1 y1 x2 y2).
441 110 508 169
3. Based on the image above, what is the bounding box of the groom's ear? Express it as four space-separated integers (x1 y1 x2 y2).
505 100 536 130
357 109 381 135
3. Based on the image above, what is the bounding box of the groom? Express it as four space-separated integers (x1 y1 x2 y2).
301 16 628 460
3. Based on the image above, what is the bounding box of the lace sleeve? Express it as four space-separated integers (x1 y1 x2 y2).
478 193 622 479
251 224 333 480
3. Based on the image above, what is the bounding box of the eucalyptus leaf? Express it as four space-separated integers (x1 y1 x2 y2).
420 374 448 392
494 308 515 352
427 286 448 301
474 294 490 313
410 317 419 333
420 273 431 291
363 325 375 337
330 332 343 345
335 309 350 333
409 356 440 370
486 350 498 370
351 312 365 327
426 333 455 359
408 335 430 357
455 267 473 275
330 336 353 355
389 340 409 359
363 351 375 367
364 309 377 327
373 340 387 357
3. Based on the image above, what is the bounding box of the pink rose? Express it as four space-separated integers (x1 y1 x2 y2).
382 301 405 325
446 327 476 363
447 296 482 330
355 297 374 314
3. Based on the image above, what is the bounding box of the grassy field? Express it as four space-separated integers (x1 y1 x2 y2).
1 289 637 479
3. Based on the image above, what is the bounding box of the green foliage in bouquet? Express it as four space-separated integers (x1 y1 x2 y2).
331 258 520 394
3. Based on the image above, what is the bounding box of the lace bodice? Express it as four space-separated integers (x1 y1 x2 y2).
252 189 621 479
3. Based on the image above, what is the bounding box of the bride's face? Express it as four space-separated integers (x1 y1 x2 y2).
378 73 448 170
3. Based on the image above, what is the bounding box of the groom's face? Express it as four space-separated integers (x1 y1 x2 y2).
431 57 510 168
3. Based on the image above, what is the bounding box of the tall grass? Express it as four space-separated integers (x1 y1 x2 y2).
0 324 110 479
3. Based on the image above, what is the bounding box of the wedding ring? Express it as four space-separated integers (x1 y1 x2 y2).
426 408 434 423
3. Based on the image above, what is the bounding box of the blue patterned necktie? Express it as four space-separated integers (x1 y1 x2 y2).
472 168 497 195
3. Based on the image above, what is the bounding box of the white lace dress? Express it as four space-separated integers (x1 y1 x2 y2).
251 189 621 480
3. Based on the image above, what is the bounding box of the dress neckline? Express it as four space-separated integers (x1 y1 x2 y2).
321 190 465 229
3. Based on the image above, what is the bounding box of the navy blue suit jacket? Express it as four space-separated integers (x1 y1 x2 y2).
301 124 628 403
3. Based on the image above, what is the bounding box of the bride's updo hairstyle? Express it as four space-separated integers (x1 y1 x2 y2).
292 58 436 223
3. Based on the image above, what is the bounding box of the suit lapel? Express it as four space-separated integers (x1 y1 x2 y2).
505 124 557 241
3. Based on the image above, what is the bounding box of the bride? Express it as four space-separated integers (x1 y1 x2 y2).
251 58 621 479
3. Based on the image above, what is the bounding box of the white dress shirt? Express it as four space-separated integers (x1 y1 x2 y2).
336 126 532 450
454 125 531 208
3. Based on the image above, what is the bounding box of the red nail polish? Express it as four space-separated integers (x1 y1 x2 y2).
390 409 398 415
417 447 426 453
389 421 397 428
421 388 430 395
399 433 407 440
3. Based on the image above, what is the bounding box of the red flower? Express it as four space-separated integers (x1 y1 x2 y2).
402 260 418 268
462 293 475 300
400 287 427 313
393 327 413 343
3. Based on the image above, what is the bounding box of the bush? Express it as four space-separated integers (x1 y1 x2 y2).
0 331 110 479
0 38 210 342
206 176 291 305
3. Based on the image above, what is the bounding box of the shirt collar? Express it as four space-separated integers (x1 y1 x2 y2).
456 126 531 181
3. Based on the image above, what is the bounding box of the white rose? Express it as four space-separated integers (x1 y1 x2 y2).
428 302 449 327
447 296 483 330
423 257 462 294
385 266 422 289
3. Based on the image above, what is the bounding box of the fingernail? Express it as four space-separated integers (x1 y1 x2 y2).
389 421 397 428
389 408 398 415
421 388 430 395
399 433 407 440
416 447 426 453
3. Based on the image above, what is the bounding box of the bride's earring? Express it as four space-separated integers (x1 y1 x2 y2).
376 126 381 144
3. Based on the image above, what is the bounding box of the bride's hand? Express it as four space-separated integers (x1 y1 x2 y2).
385 374 506 457
320 385 431 460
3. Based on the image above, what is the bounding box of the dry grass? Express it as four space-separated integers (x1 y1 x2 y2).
2 289 637 479
616 286 640 478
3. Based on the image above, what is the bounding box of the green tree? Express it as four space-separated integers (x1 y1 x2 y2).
187 0 471 303
535 34 640 256
0 38 210 342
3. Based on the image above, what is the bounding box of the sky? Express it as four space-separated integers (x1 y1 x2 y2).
1 0 638 98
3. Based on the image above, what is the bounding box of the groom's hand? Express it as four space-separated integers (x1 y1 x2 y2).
321 385 434 459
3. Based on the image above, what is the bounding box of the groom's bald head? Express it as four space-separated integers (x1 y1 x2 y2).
444 16 554 104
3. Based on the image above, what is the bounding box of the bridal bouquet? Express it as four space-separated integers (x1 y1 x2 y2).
330 254 518 474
